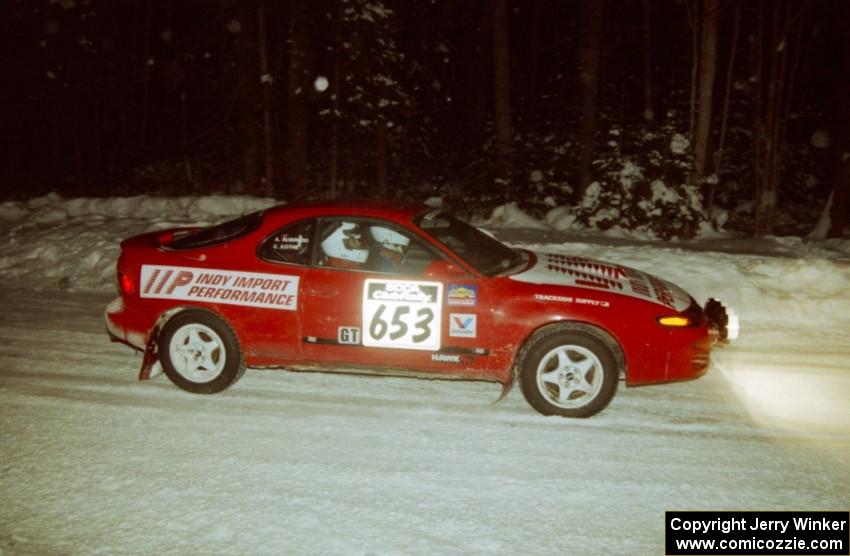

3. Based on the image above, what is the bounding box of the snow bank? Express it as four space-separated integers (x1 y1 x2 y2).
476 202 549 230
479 201 734 241
0 193 276 290
1 192 276 222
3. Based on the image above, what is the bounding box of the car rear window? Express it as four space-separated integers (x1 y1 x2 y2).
166 211 264 250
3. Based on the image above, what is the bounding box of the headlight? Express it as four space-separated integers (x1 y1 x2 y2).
657 315 693 327
657 303 703 328
704 298 739 342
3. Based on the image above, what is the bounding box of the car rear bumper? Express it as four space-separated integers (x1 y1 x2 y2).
105 296 150 350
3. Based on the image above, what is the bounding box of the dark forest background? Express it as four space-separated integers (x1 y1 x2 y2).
2 0 849 238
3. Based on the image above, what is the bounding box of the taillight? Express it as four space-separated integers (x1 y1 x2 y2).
157 230 176 246
118 272 136 296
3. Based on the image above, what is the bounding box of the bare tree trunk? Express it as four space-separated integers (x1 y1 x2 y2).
526 0 543 129
180 92 194 189
140 0 154 145
827 14 850 238
286 0 308 200
577 0 605 196
753 0 809 235
692 0 718 181
257 0 275 197
685 0 700 141
463 4 491 141
754 1 779 235
709 0 742 213
827 155 850 238
756 2 784 234
750 3 764 230
492 0 512 192
329 0 343 198
237 0 260 194
71 90 84 185
641 0 655 123
376 121 388 195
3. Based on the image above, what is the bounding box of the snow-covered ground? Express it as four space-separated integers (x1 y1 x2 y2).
1 194 849 555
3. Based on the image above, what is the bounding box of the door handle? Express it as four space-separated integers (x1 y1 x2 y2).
308 287 338 297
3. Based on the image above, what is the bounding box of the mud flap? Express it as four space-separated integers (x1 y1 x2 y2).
138 328 163 380
492 380 514 404
491 366 518 404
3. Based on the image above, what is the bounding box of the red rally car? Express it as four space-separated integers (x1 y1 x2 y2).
106 201 737 418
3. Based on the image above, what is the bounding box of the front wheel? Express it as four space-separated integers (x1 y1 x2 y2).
518 326 619 418
158 310 245 394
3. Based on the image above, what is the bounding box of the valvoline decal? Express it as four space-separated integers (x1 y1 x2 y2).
449 313 477 338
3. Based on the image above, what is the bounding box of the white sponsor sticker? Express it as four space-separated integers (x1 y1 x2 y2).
449 313 477 338
362 279 442 351
140 265 299 311
338 327 361 345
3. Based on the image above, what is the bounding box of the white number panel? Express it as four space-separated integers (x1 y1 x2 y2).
362 279 443 351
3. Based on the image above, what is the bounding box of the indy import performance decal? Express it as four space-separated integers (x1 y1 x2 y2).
362 279 442 351
140 265 299 310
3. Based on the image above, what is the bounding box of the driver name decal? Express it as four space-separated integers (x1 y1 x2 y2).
363 279 442 351
140 265 299 310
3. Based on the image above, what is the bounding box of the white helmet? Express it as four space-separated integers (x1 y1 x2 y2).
322 222 370 264
370 226 410 255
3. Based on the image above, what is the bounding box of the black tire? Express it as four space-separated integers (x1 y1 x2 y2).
517 325 619 418
158 309 246 394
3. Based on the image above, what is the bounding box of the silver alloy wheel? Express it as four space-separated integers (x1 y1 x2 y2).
536 344 603 409
168 323 227 384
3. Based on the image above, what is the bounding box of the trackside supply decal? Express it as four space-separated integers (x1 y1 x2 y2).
533 294 611 308
512 252 692 311
363 279 442 351
140 265 299 310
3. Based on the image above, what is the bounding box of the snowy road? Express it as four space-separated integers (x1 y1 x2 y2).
1 195 848 554
1 288 848 556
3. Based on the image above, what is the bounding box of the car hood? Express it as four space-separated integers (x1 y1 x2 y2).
508 251 693 311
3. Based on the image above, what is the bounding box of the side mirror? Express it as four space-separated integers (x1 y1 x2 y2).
424 259 466 279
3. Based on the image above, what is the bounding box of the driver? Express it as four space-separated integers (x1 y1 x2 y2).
370 225 410 272
321 222 370 269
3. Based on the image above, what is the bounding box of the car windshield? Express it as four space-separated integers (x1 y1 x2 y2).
415 210 526 276
166 211 264 250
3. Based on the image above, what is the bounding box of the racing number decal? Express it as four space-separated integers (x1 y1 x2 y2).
369 305 434 342
363 279 442 351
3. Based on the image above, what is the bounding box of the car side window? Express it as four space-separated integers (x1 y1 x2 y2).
394 235 438 276
315 218 440 276
316 219 373 270
259 219 316 266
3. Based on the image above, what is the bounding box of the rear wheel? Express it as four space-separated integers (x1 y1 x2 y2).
158 310 245 394
518 325 619 418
